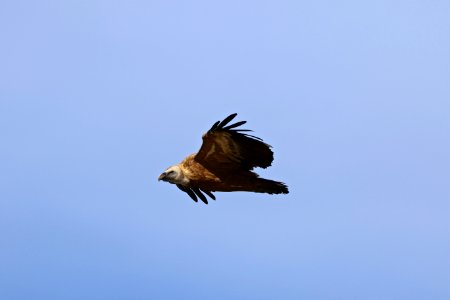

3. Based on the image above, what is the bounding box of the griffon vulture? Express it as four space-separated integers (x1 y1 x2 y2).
158 113 288 204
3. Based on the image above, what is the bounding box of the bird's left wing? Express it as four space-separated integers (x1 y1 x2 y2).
194 113 274 175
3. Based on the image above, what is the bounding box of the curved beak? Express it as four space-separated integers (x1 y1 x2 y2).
158 172 167 181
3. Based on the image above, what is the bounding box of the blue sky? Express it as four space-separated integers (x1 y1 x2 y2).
1 0 449 299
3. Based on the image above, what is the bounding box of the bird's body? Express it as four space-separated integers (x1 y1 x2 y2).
158 113 288 204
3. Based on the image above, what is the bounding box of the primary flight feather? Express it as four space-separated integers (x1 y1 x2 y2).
158 113 289 204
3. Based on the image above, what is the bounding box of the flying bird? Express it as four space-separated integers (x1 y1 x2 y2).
158 113 288 204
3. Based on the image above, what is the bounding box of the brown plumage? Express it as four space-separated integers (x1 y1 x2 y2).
158 113 289 204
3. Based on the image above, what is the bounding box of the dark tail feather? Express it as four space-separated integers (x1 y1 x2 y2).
254 178 289 195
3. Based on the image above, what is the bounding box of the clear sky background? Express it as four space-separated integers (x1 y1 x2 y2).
1 1 449 299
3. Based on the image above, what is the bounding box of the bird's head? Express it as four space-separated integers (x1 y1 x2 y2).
158 165 188 185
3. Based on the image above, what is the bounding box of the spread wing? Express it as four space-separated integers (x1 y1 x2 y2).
194 113 274 175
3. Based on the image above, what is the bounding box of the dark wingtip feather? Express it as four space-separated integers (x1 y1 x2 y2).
217 113 238 129
192 188 208 204
177 184 197 202
186 189 198 202
223 120 247 130
202 190 216 200
177 184 207 203
242 133 264 141
210 120 220 131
